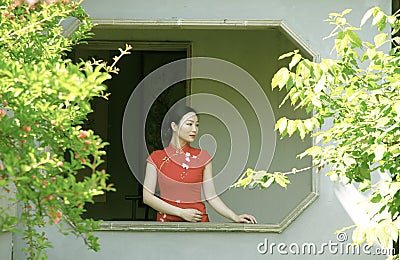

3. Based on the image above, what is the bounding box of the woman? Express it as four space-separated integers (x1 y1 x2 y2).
143 105 257 223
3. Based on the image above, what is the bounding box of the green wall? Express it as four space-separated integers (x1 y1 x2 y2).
87 27 313 224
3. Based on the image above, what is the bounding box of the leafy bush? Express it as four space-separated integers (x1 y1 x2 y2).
0 0 129 258
236 7 400 253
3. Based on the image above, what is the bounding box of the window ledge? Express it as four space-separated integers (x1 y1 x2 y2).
97 221 281 233
97 191 318 233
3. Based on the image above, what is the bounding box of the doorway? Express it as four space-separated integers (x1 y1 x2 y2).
70 42 190 220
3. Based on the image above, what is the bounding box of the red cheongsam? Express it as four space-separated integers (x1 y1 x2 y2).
146 143 212 222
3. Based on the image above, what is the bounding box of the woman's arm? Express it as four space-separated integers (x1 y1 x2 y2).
202 162 257 224
143 162 204 222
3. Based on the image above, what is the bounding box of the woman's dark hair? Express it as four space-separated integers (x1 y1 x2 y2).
161 105 197 146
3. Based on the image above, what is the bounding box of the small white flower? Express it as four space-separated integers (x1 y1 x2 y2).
185 157 190 162
185 152 191 157
181 163 189 169
192 155 197 159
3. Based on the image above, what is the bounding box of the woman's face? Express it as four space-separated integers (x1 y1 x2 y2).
175 112 199 144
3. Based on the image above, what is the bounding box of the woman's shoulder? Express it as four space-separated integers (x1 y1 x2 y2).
147 148 167 162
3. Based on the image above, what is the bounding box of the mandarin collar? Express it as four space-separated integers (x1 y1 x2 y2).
165 142 191 155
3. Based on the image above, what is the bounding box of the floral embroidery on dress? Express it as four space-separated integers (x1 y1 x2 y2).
181 163 189 170
159 156 171 172
159 212 167 222
184 152 191 162
180 162 189 179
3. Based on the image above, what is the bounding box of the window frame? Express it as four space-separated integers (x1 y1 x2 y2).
64 19 319 233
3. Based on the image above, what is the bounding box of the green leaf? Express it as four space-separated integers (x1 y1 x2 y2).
287 120 298 137
278 51 295 60
334 32 350 55
389 182 400 197
234 176 252 188
341 9 352 16
343 154 356 166
314 75 326 92
311 117 320 129
392 27 400 36
289 54 302 70
275 117 288 134
271 67 290 90
273 173 290 188
352 226 366 244
374 33 388 48
372 11 385 27
262 177 275 188
374 144 386 161
303 119 314 132
336 17 347 26
346 30 363 48
393 101 400 116
358 180 371 192
297 121 306 140
364 227 376 246
285 74 294 91
345 87 355 97
393 36 400 45
300 146 322 158
377 15 388 32
376 225 390 248
360 8 374 27
359 163 370 180
366 48 377 60
376 117 390 128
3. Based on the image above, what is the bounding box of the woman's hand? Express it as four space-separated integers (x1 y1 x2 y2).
179 208 204 222
233 214 257 224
